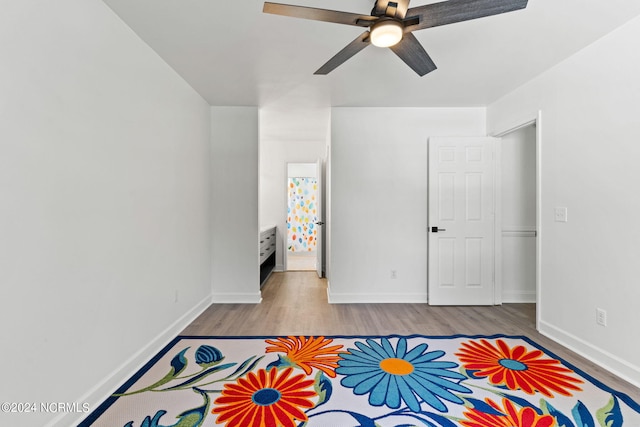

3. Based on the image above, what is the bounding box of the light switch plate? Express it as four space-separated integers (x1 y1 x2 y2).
554 207 568 222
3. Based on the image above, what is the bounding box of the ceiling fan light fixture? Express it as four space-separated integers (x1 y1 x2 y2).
370 19 403 48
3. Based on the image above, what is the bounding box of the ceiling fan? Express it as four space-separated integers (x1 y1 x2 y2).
263 0 528 76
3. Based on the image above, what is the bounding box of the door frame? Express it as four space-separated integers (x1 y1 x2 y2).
491 111 543 330
284 162 322 274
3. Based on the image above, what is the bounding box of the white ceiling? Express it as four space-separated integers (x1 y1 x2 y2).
102 0 640 109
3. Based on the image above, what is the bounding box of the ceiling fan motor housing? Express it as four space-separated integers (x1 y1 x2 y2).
370 18 404 47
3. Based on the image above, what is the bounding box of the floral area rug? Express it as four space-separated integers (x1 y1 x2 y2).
80 334 640 427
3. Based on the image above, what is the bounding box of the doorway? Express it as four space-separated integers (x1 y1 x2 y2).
499 123 538 304
286 162 322 274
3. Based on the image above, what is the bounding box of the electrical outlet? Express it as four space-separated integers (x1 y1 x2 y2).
554 207 568 222
596 308 607 326
390 270 397 279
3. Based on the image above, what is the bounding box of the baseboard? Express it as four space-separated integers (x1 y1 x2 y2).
211 292 262 304
502 225 537 237
327 288 428 304
46 296 213 427
539 319 640 389
502 290 536 303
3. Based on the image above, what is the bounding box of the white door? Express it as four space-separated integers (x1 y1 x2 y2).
315 158 323 278
428 137 497 305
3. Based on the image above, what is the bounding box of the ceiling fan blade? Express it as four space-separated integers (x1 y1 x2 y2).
315 31 371 75
405 0 528 32
389 33 437 76
373 0 411 18
263 2 376 27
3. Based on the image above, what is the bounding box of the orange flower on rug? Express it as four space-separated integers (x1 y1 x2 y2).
460 397 556 427
212 367 316 427
456 338 583 397
265 335 343 377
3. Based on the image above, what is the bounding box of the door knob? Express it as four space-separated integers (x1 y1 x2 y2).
315 221 325 226
431 226 446 232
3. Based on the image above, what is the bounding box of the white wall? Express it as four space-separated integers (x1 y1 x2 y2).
330 108 486 303
488 16 640 387
0 1 212 426
259 108 329 271
501 125 537 302
211 107 261 303
288 163 318 178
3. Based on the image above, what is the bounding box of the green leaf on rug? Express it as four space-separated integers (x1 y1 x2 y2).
596 395 623 427
163 363 236 390
124 389 211 427
115 348 190 396
171 389 210 427
313 371 333 408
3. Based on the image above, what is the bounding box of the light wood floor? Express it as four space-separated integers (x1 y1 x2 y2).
181 271 640 398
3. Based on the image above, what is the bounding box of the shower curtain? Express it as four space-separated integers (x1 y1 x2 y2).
287 177 318 252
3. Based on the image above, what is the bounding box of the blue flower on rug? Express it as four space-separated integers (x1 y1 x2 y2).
194 345 224 367
336 337 471 412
